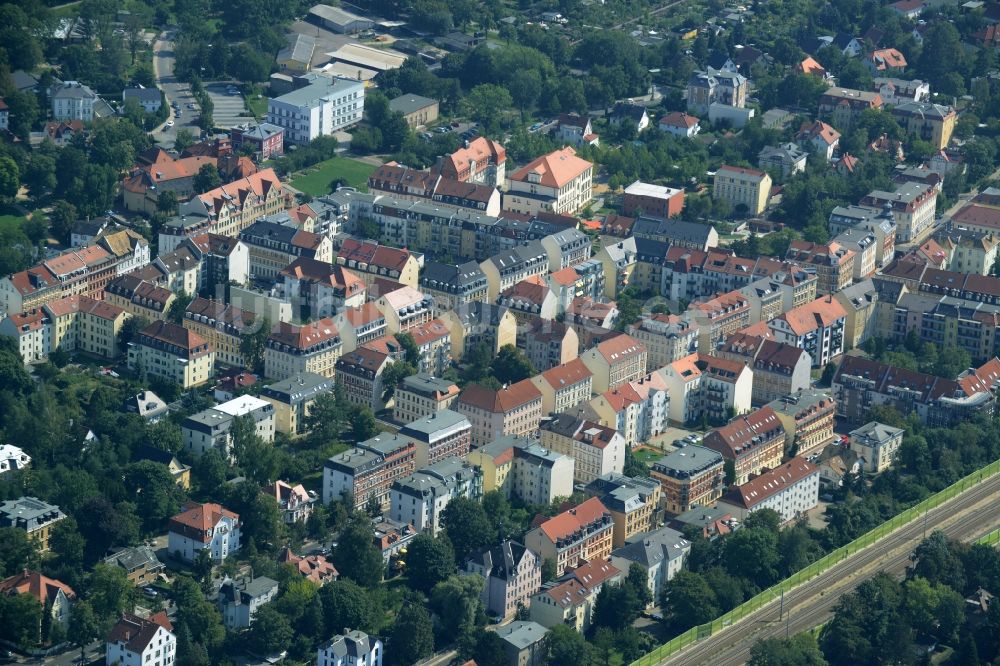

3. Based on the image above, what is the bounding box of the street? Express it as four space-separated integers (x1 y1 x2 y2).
151 31 201 148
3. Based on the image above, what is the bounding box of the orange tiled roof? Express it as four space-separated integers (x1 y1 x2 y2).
459 379 542 413
536 497 610 542
509 147 593 189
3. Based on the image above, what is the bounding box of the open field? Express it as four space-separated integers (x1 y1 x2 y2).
289 156 376 195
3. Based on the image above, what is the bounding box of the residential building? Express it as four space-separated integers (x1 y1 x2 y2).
456 379 544 447
718 458 820 523
495 621 548 666
891 101 956 150
132 446 191 489
650 446 725 515
796 120 841 161
585 474 662 548
419 261 489 313
499 277 558 324
218 576 279 629
105 612 175 666
393 373 460 423
522 318 579 373
717 335 812 405
505 438 575 506
435 136 507 189
464 541 541 620
695 354 754 422
389 457 483 534
239 220 332 281
367 163 501 216
758 143 808 180
609 102 650 132
505 147 594 216
686 69 749 114
622 181 685 219
832 228 878 280
126 320 215 389
610 526 691 599
703 406 786 485
102 546 165 587
784 240 855 295
182 297 257 368
712 165 771 216
333 303 388 354
122 153 218 213
850 421 905 473
279 548 338 586
479 243 550 301
388 93 439 127
833 279 878 349
936 229 1000 276
181 395 275 457
316 630 382 666
103 275 174 322
375 286 433 334
593 237 637 298
266 74 364 145
632 217 719 252
865 47 908 75
691 288 752 352
335 347 393 412
668 506 737 540
860 182 938 243
167 502 240 562
628 313 699 371
769 296 848 367
51 81 97 121
0 570 75 635
441 302 517 360
529 560 622 632
659 111 701 138
538 415 625 484
524 497 614 575
405 317 453 376
263 480 316 524
123 86 162 113
0 497 66 551
323 434 417 512
818 88 883 129
556 114 599 147
337 239 420 289
399 409 472 469
265 318 342 380
766 390 837 458
530 359 593 415
260 372 335 436
580 334 648 393
0 444 30 475
230 122 285 160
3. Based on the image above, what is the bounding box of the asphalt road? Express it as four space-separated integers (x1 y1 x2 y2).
152 31 201 148
660 470 1000 666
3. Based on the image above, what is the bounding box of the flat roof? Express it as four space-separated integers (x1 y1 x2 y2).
326 43 407 71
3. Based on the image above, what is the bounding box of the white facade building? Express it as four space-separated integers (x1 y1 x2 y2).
51 81 97 121
717 458 820 523
0 444 31 474
316 630 383 666
267 74 365 145
105 613 176 666
167 502 241 562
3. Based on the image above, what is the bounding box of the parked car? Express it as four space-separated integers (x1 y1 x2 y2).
165 120 174 128
142 587 158 597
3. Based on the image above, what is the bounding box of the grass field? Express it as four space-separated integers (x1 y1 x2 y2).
632 446 663 466
289 157 377 196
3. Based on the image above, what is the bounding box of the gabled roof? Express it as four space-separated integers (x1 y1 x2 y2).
458 379 542 413
659 111 700 129
704 406 784 457
775 297 848 336
720 457 818 509
538 358 592 390
534 497 610 542
107 613 173 654
138 320 208 353
592 333 646 364
169 502 238 536
509 147 593 189
268 318 340 351
0 570 75 606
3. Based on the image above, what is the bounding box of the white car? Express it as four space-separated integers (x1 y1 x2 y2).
165 120 174 128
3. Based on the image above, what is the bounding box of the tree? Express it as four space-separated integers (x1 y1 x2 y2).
541 557 557 583
461 84 514 131
442 497 493 564
749 635 828 666
248 605 293 656
489 345 536 384
239 317 270 374
50 519 86 569
472 631 510 666
175 128 196 152
68 600 99 662
125 461 182 531
387 604 434 665
381 361 417 402
395 332 421 366
157 190 179 215
0 527 36 577
193 163 221 194
318 579 379 636
118 315 150 352
23 154 57 196
333 514 385 588
623 446 649 477
224 480 284 550
167 291 194 324
406 533 456 594
0 155 19 202
193 448 228 493
0 591 43 647
545 624 592 666
820 573 911 666
88 564 137 628
5 91 39 140
661 571 719 632
349 407 378 443
510 69 543 117
592 581 641 631
48 201 78 246
430 574 484 642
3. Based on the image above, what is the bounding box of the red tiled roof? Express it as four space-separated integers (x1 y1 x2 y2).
535 497 610 542
458 379 542 413
721 458 818 509
704 406 784 457
594 333 646 364
777 297 848 336
169 503 238 543
0 570 75 606
269 318 340 351
107 613 173 654
539 358 592 389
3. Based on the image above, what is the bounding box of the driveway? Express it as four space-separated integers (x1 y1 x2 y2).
152 31 201 148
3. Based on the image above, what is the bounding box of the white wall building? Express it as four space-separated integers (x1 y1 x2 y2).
316 630 383 666
267 74 365 145
167 502 241 562
717 458 820 523
105 612 176 666
51 81 97 121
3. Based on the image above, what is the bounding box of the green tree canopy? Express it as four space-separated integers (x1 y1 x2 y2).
442 496 494 564
332 513 385 588
406 533 456 594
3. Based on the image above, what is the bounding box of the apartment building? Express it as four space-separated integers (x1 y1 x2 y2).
860 182 938 244
622 181 685 219
393 373 460 424
480 242 550 301
218 576 279 629
181 395 275 457
712 165 772 216
238 220 332 281
891 101 956 150
333 302 387 354
167 502 241 562
580 334 648 393
266 74 364 144
335 347 393 412
260 372 335 436
718 458 820 523
264 318 342 380
538 415 625 484
127 320 215 389
686 68 749 114
51 81 97 121
833 279 878 350
717 335 813 404
611 527 690 600
529 358 593 416
784 240 855 295
441 301 517 360
695 354 754 422
0 497 66 551
435 136 507 188
183 297 258 368
689 290 751 352
399 409 472 469
336 239 420 289
627 313 699 372
650 446 725 515
703 406 786 485
524 497 614 575
530 561 622 633
818 87 883 129
850 421 905 473
464 541 541 620
833 228 878 280
323 434 417 512
455 380 544 447
766 390 837 458
769 296 848 367
505 147 594 216
389 457 483 534
584 474 662 548
419 260 489 313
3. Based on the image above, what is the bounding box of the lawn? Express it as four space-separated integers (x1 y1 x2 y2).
288 157 377 196
633 446 663 466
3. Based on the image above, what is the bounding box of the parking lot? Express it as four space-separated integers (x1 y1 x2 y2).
204 83 254 129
